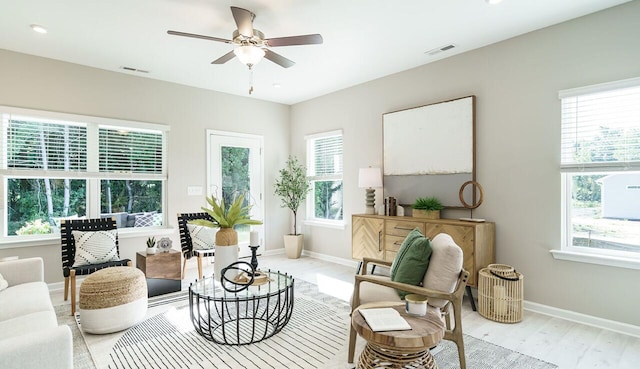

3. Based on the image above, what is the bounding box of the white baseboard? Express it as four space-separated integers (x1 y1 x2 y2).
301 249 359 268
524 301 640 338
262 248 285 256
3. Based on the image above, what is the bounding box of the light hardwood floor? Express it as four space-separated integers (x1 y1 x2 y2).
51 253 640 369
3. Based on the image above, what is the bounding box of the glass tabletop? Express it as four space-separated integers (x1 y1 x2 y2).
190 270 293 301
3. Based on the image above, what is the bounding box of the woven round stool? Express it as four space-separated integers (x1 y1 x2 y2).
79 266 148 334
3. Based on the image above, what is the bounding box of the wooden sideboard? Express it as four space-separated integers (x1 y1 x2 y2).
352 214 495 288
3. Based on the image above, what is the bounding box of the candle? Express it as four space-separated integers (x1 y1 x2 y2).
405 294 428 316
250 231 259 246
494 285 507 317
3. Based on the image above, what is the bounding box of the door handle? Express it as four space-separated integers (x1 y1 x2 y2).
394 226 414 231
378 231 382 252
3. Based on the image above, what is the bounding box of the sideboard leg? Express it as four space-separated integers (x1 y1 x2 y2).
465 285 477 311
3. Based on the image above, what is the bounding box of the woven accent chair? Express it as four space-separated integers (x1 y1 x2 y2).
348 233 469 369
61 217 131 315
177 212 216 280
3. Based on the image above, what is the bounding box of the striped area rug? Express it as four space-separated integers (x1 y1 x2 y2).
72 280 557 369
95 280 352 369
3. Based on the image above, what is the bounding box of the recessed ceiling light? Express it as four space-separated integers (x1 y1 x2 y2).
486 0 503 4
30 24 48 34
272 83 281 89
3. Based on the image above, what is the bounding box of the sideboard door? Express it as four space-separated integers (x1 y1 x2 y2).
352 216 384 261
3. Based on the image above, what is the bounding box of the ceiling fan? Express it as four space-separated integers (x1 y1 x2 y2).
167 6 323 69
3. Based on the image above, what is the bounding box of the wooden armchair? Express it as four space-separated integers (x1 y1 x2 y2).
348 233 469 369
61 218 131 315
177 212 216 280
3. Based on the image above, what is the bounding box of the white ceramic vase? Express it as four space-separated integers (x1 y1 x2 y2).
214 245 239 282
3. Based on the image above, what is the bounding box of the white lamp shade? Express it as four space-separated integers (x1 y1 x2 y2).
358 167 383 188
234 46 265 66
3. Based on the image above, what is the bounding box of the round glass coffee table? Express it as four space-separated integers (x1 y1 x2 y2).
188 270 294 345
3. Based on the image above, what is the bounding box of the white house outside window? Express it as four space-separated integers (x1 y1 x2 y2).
305 130 343 227
558 77 640 264
0 106 168 242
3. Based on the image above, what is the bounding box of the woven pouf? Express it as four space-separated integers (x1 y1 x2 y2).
79 266 148 334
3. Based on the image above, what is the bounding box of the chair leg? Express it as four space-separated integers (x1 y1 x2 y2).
70 270 76 316
456 337 466 369
453 299 466 369
127 260 132 267
182 258 188 280
197 254 203 280
63 277 69 301
348 324 357 363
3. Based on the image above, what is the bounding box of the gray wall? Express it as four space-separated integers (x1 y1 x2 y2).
291 2 640 326
0 49 292 284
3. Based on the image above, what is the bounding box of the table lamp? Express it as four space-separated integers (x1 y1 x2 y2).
358 167 382 214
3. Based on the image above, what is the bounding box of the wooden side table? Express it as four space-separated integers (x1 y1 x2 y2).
352 302 445 369
136 250 181 297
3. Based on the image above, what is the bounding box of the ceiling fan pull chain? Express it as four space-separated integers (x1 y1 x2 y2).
248 66 254 95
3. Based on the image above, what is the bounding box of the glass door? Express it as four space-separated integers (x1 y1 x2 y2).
208 131 264 258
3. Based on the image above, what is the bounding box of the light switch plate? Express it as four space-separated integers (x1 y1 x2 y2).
187 186 203 196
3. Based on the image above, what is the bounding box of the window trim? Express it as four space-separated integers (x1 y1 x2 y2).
305 129 344 227
555 78 640 266
0 106 170 244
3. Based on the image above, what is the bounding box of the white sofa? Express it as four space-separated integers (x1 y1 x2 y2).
0 257 73 369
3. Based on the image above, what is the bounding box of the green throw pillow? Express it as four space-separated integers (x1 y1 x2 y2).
390 228 433 298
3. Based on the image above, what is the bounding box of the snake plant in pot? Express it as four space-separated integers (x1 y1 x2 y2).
274 156 311 259
190 193 262 281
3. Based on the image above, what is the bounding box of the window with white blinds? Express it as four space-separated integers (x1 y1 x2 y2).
308 133 343 178
0 106 169 240
558 78 640 261
99 127 163 174
305 130 344 224
2 116 87 172
560 77 640 171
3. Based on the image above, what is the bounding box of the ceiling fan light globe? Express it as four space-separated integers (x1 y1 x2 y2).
234 46 265 66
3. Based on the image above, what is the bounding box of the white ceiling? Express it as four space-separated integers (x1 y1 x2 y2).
0 0 630 105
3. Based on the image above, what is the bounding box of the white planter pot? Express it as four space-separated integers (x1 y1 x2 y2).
284 234 304 259
214 245 239 282
146 247 157 255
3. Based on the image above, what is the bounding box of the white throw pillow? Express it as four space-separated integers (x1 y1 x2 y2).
422 233 464 308
0 272 8 291
72 230 120 267
134 212 157 227
187 224 216 250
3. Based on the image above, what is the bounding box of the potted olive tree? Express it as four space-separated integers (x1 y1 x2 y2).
274 156 311 259
412 196 444 219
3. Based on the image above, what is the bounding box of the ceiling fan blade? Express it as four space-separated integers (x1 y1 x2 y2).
211 50 236 64
265 34 323 47
167 30 232 44
230 6 255 38
263 49 295 68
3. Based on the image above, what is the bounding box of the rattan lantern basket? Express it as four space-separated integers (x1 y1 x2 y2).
478 264 523 323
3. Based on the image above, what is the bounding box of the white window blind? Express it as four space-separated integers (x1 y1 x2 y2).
2 114 87 171
308 132 343 178
99 127 163 174
560 77 640 171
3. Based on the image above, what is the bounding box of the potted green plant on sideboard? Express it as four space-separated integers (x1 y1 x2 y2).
412 196 444 219
274 156 311 259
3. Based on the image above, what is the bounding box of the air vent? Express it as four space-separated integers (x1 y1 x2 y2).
425 44 456 56
119 66 150 74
